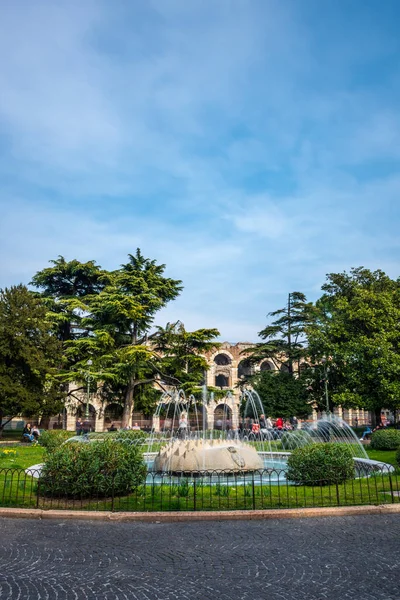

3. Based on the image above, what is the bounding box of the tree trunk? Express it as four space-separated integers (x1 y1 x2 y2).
39 415 51 429
372 407 382 427
122 383 134 429
287 293 293 376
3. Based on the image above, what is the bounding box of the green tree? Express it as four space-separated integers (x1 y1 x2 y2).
0 285 63 435
153 320 220 394
249 370 312 419
31 256 106 343
307 267 400 425
66 249 183 427
245 292 314 375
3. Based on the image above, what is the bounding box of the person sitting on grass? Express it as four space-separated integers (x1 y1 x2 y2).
360 426 372 441
31 425 40 440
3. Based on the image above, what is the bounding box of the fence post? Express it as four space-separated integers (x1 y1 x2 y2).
111 473 115 512
335 481 340 506
36 475 40 509
193 479 197 512
252 474 256 510
389 474 395 504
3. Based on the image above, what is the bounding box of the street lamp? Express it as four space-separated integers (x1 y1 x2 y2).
321 357 330 416
85 359 93 420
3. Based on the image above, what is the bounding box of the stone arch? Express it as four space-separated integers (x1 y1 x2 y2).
76 403 97 431
188 404 207 430
260 360 274 372
214 404 233 430
215 373 230 387
238 359 252 378
214 353 232 366
104 403 123 429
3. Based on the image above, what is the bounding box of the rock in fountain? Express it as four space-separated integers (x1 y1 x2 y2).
153 438 263 473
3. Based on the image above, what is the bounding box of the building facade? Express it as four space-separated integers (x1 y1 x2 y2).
62 342 371 432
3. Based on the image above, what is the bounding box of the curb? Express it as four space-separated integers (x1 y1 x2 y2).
1 504 400 522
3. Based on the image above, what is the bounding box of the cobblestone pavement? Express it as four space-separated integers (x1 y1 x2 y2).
0 514 399 600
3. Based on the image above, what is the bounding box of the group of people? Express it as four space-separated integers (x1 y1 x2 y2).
75 418 92 435
76 418 141 435
241 415 298 435
22 424 40 443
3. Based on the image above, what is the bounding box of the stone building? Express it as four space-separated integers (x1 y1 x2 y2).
61 341 371 432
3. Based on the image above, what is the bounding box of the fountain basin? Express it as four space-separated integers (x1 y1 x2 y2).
153 439 263 474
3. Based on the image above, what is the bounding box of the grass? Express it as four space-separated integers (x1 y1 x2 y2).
365 449 397 466
0 444 45 469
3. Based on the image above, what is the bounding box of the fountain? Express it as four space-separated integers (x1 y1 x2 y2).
148 390 263 473
26 388 392 483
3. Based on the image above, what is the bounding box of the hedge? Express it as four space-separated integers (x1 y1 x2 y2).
39 438 147 498
39 430 76 453
370 429 400 451
286 442 355 486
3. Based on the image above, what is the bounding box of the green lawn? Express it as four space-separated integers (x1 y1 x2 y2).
365 448 397 466
0 444 45 469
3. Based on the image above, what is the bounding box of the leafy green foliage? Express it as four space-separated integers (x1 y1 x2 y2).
370 429 400 450
307 268 400 421
39 439 147 497
245 292 314 375
286 443 355 485
0 285 63 432
153 321 220 395
88 430 148 442
31 256 106 343
249 370 312 419
39 430 76 453
33 250 184 425
280 430 313 450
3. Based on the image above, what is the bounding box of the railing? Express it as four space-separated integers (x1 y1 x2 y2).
0 465 398 512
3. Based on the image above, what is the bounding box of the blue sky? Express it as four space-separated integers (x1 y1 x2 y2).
1 0 400 341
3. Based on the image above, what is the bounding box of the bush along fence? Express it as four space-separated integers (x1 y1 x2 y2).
0 464 399 512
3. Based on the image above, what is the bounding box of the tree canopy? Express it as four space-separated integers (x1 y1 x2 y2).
0 285 63 433
307 267 400 423
245 292 314 375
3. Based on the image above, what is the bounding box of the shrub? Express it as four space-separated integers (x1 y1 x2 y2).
39 430 75 453
89 430 148 443
280 430 313 450
286 443 355 486
370 429 400 450
39 439 147 497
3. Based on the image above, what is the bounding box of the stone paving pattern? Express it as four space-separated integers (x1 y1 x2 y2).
0 514 399 599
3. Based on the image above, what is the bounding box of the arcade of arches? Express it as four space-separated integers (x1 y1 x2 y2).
63 342 371 432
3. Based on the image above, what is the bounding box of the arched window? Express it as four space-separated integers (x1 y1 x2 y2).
214 404 232 430
214 354 232 366
215 374 229 387
260 361 273 372
280 362 290 373
238 359 252 378
104 403 123 429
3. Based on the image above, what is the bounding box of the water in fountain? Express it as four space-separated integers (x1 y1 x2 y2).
280 415 369 459
147 389 263 473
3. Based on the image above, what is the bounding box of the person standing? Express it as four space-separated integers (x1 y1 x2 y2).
76 418 83 436
178 413 188 439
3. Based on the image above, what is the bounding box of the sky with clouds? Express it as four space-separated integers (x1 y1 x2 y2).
1 0 400 341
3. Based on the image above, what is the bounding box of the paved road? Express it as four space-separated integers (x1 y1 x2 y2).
0 514 399 600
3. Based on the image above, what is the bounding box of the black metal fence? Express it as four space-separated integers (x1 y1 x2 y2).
0 464 399 512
